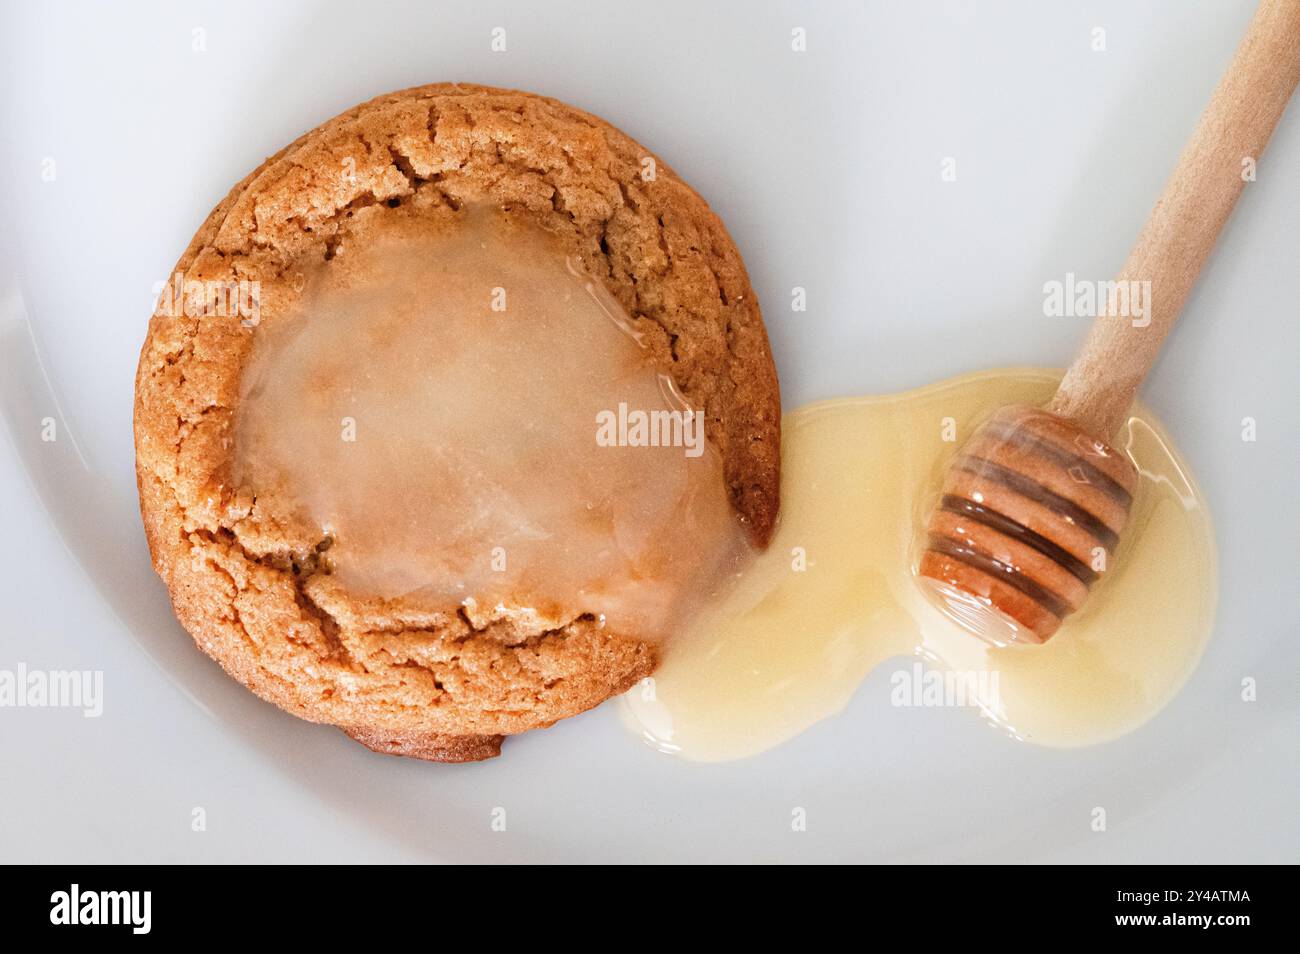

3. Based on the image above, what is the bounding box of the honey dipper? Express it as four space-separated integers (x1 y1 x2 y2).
919 0 1300 644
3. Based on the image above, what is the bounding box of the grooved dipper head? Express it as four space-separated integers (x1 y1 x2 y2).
918 405 1138 645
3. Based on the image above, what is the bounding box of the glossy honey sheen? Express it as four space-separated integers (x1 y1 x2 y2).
623 368 1217 761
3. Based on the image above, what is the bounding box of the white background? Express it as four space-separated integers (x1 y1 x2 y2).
1 0 1296 862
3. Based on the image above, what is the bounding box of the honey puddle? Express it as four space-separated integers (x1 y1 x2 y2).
622 368 1217 761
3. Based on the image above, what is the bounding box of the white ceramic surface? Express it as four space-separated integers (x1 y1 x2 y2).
1 0 1296 863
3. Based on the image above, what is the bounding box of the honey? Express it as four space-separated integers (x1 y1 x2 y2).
622 368 1217 761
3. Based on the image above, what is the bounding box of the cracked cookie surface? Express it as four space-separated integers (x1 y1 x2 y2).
134 83 781 762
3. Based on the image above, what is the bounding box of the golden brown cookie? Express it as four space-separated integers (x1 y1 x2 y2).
134 83 780 761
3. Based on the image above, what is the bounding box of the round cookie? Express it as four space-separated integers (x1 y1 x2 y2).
134 83 781 762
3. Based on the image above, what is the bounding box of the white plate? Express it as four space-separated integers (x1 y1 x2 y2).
2 0 1296 863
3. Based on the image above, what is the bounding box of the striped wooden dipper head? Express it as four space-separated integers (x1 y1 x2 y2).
918 405 1137 644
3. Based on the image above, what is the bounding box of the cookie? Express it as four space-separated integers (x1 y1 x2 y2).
134 83 781 761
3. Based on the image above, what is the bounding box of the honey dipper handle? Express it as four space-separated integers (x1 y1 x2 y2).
1051 0 1300 440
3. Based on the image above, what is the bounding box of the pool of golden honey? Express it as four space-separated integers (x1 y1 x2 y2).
622 368 1217 760
233 207 746 638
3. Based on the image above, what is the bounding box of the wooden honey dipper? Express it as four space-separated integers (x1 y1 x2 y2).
919 0 1300 644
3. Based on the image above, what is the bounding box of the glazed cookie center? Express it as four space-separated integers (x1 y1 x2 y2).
233 208 747 638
